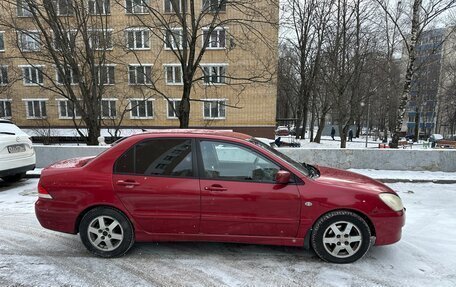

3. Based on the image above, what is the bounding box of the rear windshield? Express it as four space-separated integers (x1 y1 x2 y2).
0 123 27 136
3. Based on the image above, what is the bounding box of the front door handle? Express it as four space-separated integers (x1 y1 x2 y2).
117 180 140 187
204 185 227 192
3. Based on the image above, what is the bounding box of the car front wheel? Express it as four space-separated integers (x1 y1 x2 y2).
311 211 371 263
79 207 134 258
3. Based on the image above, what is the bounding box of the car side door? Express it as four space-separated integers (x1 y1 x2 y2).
112 138 200 234
198 139 301 238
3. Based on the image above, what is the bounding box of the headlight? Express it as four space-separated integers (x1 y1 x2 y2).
379 193 404 212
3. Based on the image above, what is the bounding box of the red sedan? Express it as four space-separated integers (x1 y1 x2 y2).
35 130 405 263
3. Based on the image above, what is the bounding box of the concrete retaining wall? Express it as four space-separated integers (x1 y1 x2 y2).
33 145 456 172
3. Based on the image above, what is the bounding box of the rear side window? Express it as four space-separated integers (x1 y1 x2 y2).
114 139 193 177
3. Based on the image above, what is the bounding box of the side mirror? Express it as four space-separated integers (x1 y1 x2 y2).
275 170 291 184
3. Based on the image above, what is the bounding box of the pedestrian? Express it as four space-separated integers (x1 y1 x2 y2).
348 129 353 142
331 127 336 140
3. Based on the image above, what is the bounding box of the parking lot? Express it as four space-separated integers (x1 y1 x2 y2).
1 178 455 287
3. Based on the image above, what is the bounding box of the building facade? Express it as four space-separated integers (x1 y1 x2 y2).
0 0 278 139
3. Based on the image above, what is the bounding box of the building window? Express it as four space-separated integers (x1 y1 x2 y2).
203 28 226 49
164 65 183 85
0 100 12 119
53 30 77 50
88 0 110 15
21 65 44 85
18 31 41 52
128 65 152 85
126 28 150 50
101 99 116 118
164 0 187 13
0 32 4 51
130 99 153 119
203 100 225 119
167 99 181 118
89 29 113 50
0 66 8 85
58 99 81 119
165 28 183 50
95 65 115 85
56 66 79 85
25 100 47 119
202 64 226 84
126 0 149 14
52 0 74 16
202 0 226 12
17 0 33 17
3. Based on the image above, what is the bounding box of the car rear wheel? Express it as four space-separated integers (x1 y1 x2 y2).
1 173 25 183
311 211 371 263
79 207 134 258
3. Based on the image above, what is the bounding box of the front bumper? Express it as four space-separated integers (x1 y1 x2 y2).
372 208 406 245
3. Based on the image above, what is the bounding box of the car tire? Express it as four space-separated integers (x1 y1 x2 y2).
1 173 26 183
79 207 135 258
311 210 371 263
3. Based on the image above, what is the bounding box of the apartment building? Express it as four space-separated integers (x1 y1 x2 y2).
0 0 278 138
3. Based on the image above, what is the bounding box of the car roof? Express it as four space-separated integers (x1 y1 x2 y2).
136 129 252 141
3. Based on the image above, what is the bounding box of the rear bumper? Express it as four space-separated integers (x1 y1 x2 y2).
0 153 36 177
371 208 406 245
35 199 78 234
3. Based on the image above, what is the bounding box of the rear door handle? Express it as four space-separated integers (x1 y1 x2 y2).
116 180 140 187
204 185 227 192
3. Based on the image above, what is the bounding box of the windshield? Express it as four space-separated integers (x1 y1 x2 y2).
248 138 310 177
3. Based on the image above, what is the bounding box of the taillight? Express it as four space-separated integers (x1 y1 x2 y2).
38 184 53 199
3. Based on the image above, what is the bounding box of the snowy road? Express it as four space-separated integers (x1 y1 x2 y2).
1 179 455 287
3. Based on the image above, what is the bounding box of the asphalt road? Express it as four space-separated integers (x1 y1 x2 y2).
0 179 455 287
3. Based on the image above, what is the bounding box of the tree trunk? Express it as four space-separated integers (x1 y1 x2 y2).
309 104 316 142
356 119 361 138
392 0 422 147
86 119 101 146
413 107 420 142
339 125 348 148
179 85 192 128
314 111 328 143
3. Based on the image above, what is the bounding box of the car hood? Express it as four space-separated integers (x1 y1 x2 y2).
313 166 396 195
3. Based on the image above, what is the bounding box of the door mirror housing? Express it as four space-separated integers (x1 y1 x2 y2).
275 170 291 184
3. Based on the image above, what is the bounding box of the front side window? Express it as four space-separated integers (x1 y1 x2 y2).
22 65 44 85
167 99 181 118
17 0 33 17
89 29 113 50
0 66 8 85
130 99 153 118
165 28 183 50
203 100 225 119
126 0 149 14
126 28 150 50
200 140 279 182
95 65 115 85
203 28 226 49
101 99 116 118
165 65 183 85
19 31 41 52
58 100 81 118
88 0 110 15
114 138 193 177
128 65 152 85
0 100 12 119
164 0 187 13
202 65 226 84
26 100 47 119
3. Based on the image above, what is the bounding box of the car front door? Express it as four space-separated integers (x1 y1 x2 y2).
112 138 200 234
198 140 301 237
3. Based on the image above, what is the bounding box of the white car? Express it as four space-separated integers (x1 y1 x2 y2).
0 120 36 183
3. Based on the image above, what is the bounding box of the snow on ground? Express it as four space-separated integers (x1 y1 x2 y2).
1 178 456 287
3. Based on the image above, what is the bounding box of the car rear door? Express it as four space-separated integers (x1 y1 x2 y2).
197 139 301 237
112 138 200 234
